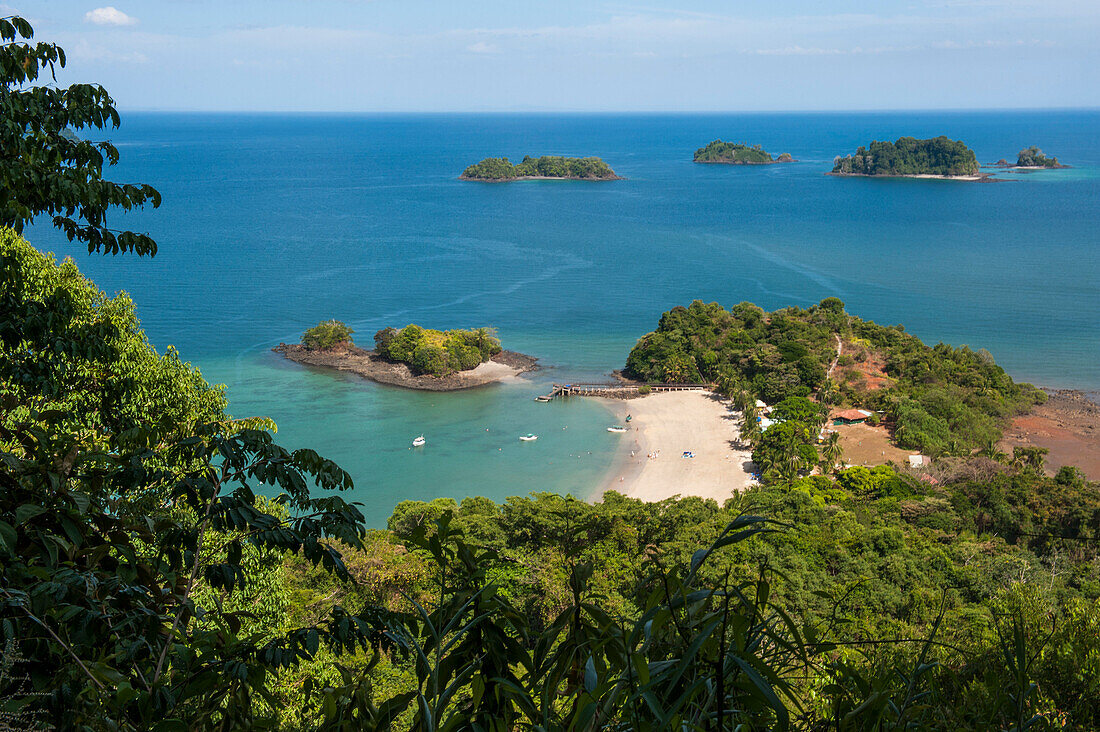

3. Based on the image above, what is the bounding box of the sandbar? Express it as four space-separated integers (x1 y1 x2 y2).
594 391 755 503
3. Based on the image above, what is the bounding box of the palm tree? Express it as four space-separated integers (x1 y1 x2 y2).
778 451 802 483
979 438 1008 463
741 419 762 449
820 432 843 474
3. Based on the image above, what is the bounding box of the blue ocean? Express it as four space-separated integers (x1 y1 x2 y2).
27 111 1100 525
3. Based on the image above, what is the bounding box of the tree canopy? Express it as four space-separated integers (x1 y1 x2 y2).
693 140 792 164
461 155 619 180
374 324 502 376
302 319 354 350
831 136 979 177
1016 146 1063 168
0 16 161 255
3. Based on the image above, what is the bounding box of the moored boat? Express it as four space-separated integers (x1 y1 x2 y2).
412 435 426 447
607 425 628 433
519 433 538 442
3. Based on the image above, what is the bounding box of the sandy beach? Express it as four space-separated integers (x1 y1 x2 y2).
595 391 755 503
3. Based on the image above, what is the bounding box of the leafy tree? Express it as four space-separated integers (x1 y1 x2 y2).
1016 146 1062 168
372 323 502 376
0 16 161 255
301 319 354 350
820 431 844 474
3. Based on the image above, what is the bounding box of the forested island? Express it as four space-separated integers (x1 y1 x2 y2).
830 136 981 178
1015 145 1068 168
460 155 620 181
274 321 537 390
693 140 795 164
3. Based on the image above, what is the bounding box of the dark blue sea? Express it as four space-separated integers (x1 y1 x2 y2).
27 111 1100 524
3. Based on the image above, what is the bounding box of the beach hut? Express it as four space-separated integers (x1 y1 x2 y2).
832 409 873 425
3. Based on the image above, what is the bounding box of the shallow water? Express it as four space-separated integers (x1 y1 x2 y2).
27 111 1100 525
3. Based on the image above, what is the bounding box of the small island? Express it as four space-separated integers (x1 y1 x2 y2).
830 136 982 179
460 155 620 181
274 320 538 391
1014 146 1068 169
693 140 794 165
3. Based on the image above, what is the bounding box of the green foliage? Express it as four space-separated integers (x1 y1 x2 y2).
1016 146 1062 168
0 408 382 729
461 155 619 180
301 319 354 350
0 229 236 508
374 324 502 376
831 136 980 177
626 298 1042 456
694 140 790 164
0 17 161 254
752 421 819 482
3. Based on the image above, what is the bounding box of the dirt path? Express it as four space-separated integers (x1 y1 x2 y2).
827 334 842 380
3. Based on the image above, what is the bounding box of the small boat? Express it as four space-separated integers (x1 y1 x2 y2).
412 435 426 447
519 433 538 442
607 425 628 433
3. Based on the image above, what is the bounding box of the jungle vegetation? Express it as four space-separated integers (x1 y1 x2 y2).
373 324 502 377
460 155 619 180
1016 146 1065 168
624 298 1045 457
302 320 354 350
831 136 980 177
3 15 1099 732
694 140 793 164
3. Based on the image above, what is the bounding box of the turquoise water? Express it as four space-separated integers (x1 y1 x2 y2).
27 111 1100 525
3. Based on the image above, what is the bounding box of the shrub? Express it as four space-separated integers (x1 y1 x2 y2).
301 319 353 350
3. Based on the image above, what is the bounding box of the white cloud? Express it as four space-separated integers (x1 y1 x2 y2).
85 7 138 27
465 41 500 54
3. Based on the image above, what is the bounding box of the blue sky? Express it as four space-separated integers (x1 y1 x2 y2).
7 0 1099 111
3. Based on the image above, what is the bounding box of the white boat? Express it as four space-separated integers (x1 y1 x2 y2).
412 435 426 447
607 425 628 433
519 433 538 442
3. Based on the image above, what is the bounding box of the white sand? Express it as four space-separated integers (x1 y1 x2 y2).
595 391 755 503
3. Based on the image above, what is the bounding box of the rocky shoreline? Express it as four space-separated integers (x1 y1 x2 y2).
999 388 1100 480
694 158 797 165
273 342 539 391
826 171 995 182
458 174 623 182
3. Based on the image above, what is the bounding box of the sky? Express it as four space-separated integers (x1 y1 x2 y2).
6 0 1099 112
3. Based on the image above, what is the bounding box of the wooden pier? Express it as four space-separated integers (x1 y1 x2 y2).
535 382 708 401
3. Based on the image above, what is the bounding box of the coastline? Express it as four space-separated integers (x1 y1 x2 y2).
827 171 991 181
592 391 755 503
458 174 623 182
273 342 538 391
999 388 1100 480
694 158 797 165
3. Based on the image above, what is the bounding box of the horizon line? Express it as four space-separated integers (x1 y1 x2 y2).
115 106 1100 116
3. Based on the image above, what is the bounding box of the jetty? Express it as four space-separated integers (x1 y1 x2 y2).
535 382 708 401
